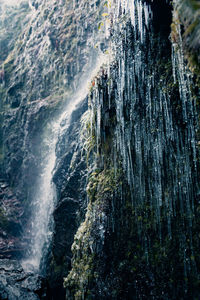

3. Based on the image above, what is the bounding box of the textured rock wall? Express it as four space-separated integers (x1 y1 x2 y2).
0 259 46 300
0 0 107 298
46 99 88 298
0 0 104 259
0 0 199 299
172 0 200 76
64 1 200 299
172 0 200 162
1 0 104 193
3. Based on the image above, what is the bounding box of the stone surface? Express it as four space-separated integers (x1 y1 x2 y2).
0 0 104 281
46 99 88 298
0 0 199 299
173 0 200 76
65 1 200 299
0 259 46 300
0 181 26 259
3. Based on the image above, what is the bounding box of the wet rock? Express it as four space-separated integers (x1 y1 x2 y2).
46 100 88 298
0 2 30 66
173 0 200 75
53 197 79 258
0 181 25 259
65 1 200 299
0 0 105 271
0 0 105 199
0 259 46 300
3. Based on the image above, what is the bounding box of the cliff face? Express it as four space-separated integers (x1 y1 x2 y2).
0 0 104 260
0 0 199 299
0 1 31 260
65 0 200 299
1 0 103 192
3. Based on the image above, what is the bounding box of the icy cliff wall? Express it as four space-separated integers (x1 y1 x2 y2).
64 0 200 299
0 0 199 299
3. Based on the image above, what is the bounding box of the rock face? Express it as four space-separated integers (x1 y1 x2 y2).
0 259 46 300
1 0 104 198
0 0 199 299
0 181 25 259
0 1 30 67
172 0 200 76
0 0 104 262
0 0 105 297
64 0 200 299
45 99 88 298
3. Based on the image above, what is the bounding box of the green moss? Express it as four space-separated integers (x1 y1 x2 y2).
80 109 96 165
64 208 96 298
187 0 200 10
64 164 123 298
174 1 200 78
184 19 199 36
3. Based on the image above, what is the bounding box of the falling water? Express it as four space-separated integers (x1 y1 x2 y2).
22 53 109 272
0 0 24 6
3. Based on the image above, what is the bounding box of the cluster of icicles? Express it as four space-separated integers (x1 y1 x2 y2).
89 0 199 277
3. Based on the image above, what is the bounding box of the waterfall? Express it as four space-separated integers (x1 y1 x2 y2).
1 0 199 298
22 53 109 273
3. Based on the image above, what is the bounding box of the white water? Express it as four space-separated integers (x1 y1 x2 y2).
22 53 109 272
0 0 24 6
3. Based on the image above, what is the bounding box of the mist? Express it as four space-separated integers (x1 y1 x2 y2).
0 0 25 6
